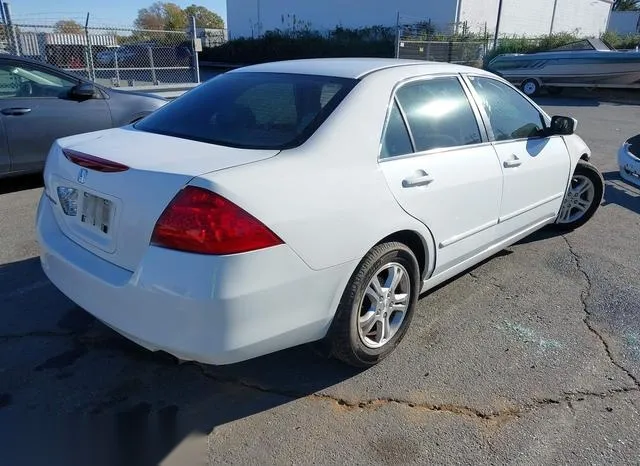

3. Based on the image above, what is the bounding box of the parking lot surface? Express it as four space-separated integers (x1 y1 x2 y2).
1 96 639 465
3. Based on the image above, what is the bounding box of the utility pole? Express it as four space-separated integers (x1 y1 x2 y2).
257 0 261 37
3 2 20 56
550 0 559 35
493 0 504 49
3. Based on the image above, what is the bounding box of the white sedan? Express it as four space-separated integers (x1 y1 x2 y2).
36 58 604 367
619 134 640 187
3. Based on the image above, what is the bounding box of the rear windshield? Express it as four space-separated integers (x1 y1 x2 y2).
135 72 358 150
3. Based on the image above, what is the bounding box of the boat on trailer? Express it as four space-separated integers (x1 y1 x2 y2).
487 38 640 96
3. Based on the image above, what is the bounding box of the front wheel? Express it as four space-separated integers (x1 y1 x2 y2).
326 242 420 367
554 160 604 231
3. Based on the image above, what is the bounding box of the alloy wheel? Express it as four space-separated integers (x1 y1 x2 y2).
557 174 596 224
357 262 411 349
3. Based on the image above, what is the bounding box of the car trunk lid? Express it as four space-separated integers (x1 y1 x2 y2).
43 127 279 271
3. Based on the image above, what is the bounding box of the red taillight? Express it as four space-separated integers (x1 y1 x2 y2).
63 149 129 173
151 186 283 255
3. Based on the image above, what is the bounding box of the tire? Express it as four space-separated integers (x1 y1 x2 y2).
553 160 604 231
547 86 563 95
521 79 540 97
326 242 420 367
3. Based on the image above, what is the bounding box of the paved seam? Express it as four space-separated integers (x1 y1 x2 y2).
562 234 640 388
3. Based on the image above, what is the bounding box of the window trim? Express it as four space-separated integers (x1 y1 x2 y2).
462 74 553 145
0 59 91 100
378 73 490 162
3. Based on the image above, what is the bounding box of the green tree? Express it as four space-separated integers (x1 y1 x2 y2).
53 20 84 34
613 0 640 10
184 4 225 28
134 2 223 30
135 2 186 30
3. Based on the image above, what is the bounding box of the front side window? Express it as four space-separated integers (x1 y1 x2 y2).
0 63 76 98
469 76 546 141
135 72 358 150
394 77 482 153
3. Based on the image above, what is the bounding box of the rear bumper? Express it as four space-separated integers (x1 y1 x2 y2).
36 195 354 364
619 141 640 187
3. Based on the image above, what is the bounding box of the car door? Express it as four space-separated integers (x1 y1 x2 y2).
466 75 572 237
0 59 112 173
379 75 504 275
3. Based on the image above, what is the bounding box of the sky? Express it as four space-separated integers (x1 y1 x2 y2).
8 0 227 28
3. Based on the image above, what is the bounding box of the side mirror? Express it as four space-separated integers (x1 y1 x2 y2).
70 82 96 99
549 115 577 135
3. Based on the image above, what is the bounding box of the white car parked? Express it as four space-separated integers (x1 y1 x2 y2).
619 134 640 187
36 58 604 367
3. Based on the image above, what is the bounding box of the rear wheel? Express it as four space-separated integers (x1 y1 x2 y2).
521 79 540 97
554 160 604 231
326 242 420 367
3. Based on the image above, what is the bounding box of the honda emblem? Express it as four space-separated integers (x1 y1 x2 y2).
77 168 88 184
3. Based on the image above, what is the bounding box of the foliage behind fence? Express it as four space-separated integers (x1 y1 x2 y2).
201 26 396 64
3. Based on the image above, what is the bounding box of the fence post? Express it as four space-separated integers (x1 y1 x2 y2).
191 15 201 83
113 47 120 87
3 2 20 56
147 46 158 85
394 11 401 59
484 22 489 57
84 13 95 82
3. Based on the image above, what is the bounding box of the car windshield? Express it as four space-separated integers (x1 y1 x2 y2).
549 38 612 52
135 72 358 150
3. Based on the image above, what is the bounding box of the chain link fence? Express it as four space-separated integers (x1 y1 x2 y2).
0 20 227 87
396 15 490 67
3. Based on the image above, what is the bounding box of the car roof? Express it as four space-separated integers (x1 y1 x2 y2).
231 57 492 79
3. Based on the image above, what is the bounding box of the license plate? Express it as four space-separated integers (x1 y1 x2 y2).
80 192 112 234
625 162 640 178
624 158 640 176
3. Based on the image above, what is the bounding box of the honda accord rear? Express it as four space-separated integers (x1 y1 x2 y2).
36 68 362 364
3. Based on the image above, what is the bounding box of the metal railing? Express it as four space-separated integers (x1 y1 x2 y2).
395 15 490 67
0 18 228 87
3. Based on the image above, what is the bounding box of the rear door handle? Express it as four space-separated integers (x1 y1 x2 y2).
503 155 522 168
402 170 434 188
1 107 31 116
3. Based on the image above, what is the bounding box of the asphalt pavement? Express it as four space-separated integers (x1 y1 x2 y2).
0 95 639 465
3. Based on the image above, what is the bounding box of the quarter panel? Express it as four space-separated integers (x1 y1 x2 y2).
192 77 438 271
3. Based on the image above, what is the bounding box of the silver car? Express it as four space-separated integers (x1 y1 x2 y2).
0 55 167 178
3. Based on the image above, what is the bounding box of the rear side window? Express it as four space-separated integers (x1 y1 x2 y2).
380 101 413 158
135 72 357 150
395 77 482 153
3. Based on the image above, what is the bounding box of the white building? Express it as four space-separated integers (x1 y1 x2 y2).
227 0 613 39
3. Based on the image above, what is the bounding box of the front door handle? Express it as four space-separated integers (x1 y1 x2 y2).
503 155 522 168
1 107 31 116
402 170 434 188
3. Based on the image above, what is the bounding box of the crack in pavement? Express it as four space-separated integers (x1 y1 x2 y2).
193 364 639 426
468 271 509 294
562 235 640 388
